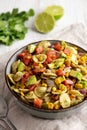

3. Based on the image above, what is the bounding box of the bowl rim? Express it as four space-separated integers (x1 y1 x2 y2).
5 39 87 113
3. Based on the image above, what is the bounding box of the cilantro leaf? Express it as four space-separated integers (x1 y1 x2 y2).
0 8 35 46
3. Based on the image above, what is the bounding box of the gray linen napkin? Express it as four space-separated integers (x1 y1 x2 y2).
0 23 87 130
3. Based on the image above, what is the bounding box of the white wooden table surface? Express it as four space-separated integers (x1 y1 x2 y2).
0 0 87 55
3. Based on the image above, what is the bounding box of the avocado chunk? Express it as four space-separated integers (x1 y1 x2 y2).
26 75 37 86
61 52 66 58
70 70 82 80
18 61 25 72
28 44 36 53
48 58 65 69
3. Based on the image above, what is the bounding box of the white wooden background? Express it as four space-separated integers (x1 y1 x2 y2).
0 0 87 55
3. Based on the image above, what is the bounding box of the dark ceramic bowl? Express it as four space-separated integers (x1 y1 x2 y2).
5 40 87 119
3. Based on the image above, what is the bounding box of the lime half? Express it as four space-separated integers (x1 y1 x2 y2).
45 5 64 20
34 12 55 33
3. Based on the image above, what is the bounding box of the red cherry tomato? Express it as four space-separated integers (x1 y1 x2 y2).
18 51 32 65
65 60 71 67
63 79 73 85
54 42 62 51
33 67 46 74
34 98 43 108
18 52 25 59
21 72 29 83
23 55 31 65
64 49 70 56
56 69 64 76
33 62 39 66
29 85 36 91
18 50 29 58
35 46 43 54
46 50 57 63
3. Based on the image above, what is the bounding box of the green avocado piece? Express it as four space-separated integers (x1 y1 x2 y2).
28 44 36 53
61 52 66 58
70 70 82 80
42 103 48 109
48 58 65 69
26 75 37 86
18 61 25 72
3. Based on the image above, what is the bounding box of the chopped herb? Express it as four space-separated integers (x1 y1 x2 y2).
0 8 34 45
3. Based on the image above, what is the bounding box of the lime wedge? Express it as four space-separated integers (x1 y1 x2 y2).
45 5 64 20
34 12 55 33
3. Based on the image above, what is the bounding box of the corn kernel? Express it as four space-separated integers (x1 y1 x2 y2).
78 55 87 64
27 56 31 59
59 84 66 91
55 77 61 85
70 94 75 99
42 83 47 87
59 64 65 69
48 102 54 109
39 63 43 67
56 89 62 94
38 56 43 61
54 104 60 110
65 72 70 77
52 87 56 92
75 83 83 89
81 68 87 75
21 85 25 89
81 55 87 61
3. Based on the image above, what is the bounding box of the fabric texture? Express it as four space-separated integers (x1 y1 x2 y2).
0 23 87 130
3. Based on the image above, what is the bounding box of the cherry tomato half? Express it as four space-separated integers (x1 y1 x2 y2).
34 98 43 108
46 50 57 63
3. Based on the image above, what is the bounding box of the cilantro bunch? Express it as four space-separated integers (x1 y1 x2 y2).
0 8 34 45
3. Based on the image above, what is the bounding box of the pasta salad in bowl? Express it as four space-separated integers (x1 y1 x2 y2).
5 40 87 119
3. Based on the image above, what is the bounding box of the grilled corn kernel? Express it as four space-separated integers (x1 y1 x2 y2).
54 104 60 110
21 84 25 89
81 55 87 61
81 68 87 75
59 84 66 91
75 83 83 89
55 78 61 85
38 56 44 61
56 89 62 94
65 72 70 77
78 55 87 64
52 87 56 92
42 83 47 87
59 64 65 69
70 94 75 99
39 63 43 67
48 102 54 109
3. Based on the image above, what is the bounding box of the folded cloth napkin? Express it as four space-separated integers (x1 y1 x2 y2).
0 23 87 130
